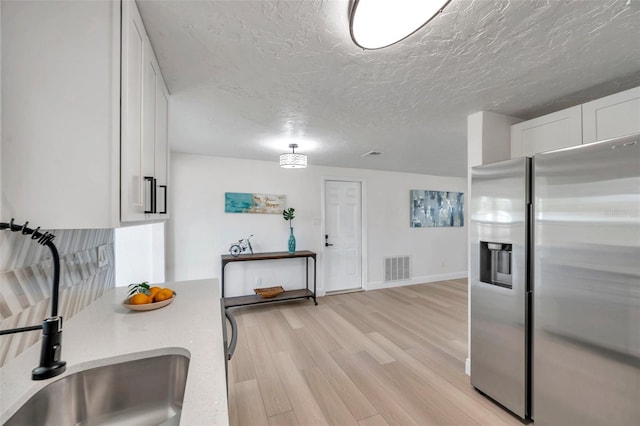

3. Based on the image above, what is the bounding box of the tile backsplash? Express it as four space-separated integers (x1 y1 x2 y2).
0 228 114 366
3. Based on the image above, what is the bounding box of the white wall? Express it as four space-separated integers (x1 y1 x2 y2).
167 153 467 297
114 223 165 287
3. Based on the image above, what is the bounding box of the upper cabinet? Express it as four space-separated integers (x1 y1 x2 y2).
1 0 169 229
582 87 640 144
121 0 170 221
511 86 640 159
510 106 582 158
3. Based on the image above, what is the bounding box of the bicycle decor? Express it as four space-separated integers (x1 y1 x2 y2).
229 234 254 257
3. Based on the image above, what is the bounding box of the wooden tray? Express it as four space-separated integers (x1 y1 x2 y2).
254 286 285 298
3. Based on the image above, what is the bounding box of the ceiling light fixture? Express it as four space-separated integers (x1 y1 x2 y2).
280 144 307 169
349 0 451 49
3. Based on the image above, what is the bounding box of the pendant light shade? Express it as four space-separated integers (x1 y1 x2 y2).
280 144 307 168
350 0 451 49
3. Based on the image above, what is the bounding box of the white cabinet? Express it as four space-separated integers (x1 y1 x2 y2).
121 0 170 221
582 87 640 144
155 81 170 216
510 87 640 159
120 0 146 222
510 106 582 158
2 0 170 229
1 0 121 229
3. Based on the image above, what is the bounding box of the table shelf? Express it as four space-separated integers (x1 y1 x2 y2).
221 251 317 307
224 289 315 308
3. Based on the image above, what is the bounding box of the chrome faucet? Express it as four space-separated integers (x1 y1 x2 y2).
0 219 66 380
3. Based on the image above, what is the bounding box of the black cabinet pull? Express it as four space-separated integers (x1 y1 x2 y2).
159 185 167 214
143 176 156 214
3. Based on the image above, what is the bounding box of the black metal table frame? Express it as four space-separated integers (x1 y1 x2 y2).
221 251 317 308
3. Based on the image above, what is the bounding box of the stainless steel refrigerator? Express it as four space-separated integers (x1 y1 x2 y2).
470 157 532 420
533 134 640 425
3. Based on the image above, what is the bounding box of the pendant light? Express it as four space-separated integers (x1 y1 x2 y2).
350 0 451 49
280 144 307 168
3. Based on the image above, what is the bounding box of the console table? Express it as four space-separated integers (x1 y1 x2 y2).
221 250 317 308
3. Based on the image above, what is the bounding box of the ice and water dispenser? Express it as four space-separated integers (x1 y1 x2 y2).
479 242 513 289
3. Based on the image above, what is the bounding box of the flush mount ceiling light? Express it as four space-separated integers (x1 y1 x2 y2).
280 144 307 168
349 0 451 49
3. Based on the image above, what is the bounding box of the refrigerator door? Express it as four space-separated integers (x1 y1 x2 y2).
534 134 640 425
471 157 531 419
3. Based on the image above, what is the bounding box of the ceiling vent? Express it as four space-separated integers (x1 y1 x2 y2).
361 150 383 157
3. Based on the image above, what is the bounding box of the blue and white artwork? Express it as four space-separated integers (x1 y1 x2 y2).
225 192 286 214
410 190 464 227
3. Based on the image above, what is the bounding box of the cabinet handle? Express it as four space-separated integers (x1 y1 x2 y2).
225 309 238 361
144 176 157 214
159 185 167 214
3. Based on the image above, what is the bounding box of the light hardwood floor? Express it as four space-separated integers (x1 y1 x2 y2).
227 279 523 426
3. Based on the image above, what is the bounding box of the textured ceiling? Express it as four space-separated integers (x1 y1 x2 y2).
137 0 640 177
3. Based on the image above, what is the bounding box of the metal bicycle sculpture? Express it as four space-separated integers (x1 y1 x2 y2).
229 234 253 257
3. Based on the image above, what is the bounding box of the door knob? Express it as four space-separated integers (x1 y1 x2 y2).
325 234 333 247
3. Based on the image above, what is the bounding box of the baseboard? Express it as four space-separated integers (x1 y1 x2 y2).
366 271 467 291
465 357 471 376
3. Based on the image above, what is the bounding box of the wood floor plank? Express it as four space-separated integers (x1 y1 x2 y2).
308 305 395 365
330 301 377 334
260 309 317 370
296 306 343 352
294 329 378 421
230 318 257 383
358 414 390 426
367 331 517 426
268 410 300 426
330 349 419 426
235 379 269 426
227 380 240 426
244 324 292 417
406 346 523 425
279 305 305 329
302 366 360 426
273 351 330 426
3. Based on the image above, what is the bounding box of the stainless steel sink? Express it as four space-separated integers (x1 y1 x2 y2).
5 353 190 426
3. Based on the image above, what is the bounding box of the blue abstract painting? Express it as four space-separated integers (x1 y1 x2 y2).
410 190 464 227
225 192 286 214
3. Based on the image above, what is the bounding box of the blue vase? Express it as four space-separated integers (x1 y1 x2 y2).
288 228 296 253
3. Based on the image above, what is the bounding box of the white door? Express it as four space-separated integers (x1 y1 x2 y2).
324 180 363 293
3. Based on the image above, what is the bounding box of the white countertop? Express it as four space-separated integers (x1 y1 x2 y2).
0 278 229 425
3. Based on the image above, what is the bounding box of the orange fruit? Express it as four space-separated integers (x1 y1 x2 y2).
153 288 174 302
148 286 162 298
129 293 152 305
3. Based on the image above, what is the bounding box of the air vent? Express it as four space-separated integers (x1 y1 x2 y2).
384 256 411 282
361 150 383 157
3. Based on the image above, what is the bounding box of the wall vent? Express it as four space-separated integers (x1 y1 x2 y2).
384 255 411 282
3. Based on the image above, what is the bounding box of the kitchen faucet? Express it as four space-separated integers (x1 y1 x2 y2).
0 219 66 380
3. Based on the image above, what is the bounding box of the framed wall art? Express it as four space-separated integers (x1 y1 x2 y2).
410 190 464 227
225 192 286 214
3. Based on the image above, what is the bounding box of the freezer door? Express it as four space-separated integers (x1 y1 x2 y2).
534 134 640 425
470 157 531 419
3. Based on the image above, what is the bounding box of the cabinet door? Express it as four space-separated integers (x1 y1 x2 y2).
142 44 158 214
582 87 640 144
155 78 170 217
1 0 120 229
121 0 146 222
510 105 582 158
